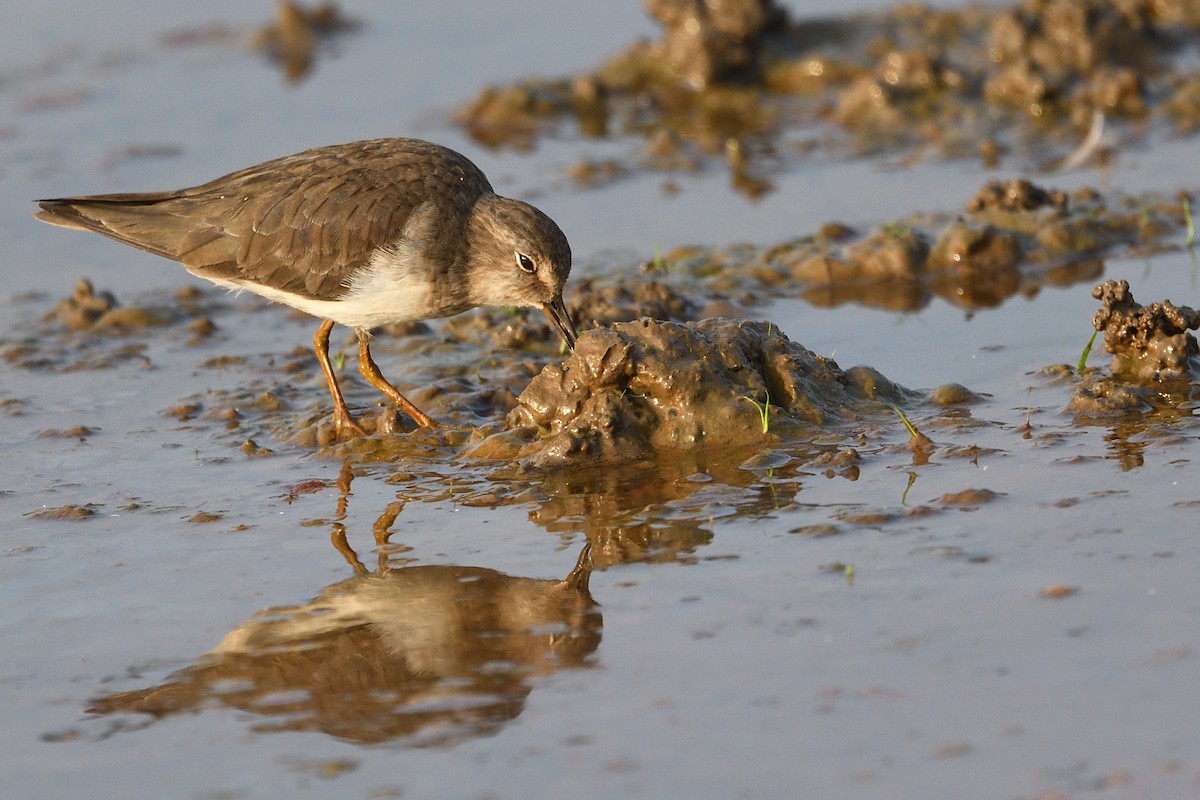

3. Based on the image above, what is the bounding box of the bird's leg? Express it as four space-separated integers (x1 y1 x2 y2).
313 319 366 436
355 330 438 428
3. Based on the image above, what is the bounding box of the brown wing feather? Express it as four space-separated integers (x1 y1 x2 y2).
35 138 493 300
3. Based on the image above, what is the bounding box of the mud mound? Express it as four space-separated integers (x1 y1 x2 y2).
1091 279 1200 383
487 317 908 465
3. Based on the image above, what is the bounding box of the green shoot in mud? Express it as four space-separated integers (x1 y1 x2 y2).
901 471 917 505
1018 386 1035 438
891 403 934 453
1184 195 1195 249
1077 329 1099 373
823 562 856 586
740 391 771 434
647 245 674 273
333 350 347 371
890 403 919 439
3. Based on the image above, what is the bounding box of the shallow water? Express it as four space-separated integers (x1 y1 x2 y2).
3 2 1200 799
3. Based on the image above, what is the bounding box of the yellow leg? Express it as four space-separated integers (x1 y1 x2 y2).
313 319 365 436
356 330 438 428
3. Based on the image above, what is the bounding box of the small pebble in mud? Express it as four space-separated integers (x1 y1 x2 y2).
928 383 983 405
240 438 273 456
1091 279 1200 383
164 403 202 422
188 317 217 340
1041 584 1079 599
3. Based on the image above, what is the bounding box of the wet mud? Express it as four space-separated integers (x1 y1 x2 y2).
11 176 1193 472
8 3 1200 793
654 180 1190 314
456 0 1200 194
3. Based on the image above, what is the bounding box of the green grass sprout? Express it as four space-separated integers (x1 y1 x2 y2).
1184 195 1195 249
740 391 771 434
891 403 934 453
891 403 918 439
901 471 917 505
1077 329 1099 373
647 245 674 273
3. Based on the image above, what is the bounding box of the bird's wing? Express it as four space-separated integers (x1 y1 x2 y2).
35 139 492 300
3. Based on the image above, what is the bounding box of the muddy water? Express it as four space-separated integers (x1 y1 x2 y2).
3 2 1200 799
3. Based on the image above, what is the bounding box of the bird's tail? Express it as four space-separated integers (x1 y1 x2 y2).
35 193 195 261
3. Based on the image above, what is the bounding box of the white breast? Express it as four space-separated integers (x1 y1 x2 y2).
201 240 434 331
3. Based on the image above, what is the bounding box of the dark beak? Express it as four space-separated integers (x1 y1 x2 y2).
541 294 578 351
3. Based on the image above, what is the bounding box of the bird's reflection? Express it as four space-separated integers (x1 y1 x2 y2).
89 466 600 746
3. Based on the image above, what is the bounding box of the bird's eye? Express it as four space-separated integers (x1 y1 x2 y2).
516 252 536 273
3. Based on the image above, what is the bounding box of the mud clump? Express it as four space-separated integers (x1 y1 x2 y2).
251 1 358 83
1091 279 1200 383
491 317 909 465
569 277 700 328
456 0 1200 191
43 278 176 331
1065 374 1153 416
29 504 97 520
645 0 788 89
44 279 118 330
966 179 1068 213
715 180 1183 315
984 0 1161 111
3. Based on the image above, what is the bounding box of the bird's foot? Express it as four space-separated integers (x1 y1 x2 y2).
333 409 367 438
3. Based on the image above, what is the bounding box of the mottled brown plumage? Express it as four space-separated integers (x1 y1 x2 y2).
35 138 577 434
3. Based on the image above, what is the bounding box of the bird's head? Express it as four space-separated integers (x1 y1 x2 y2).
466 195 577 350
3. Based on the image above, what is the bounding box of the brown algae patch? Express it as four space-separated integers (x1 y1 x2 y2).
472 317 912 466
455 0 1200 190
